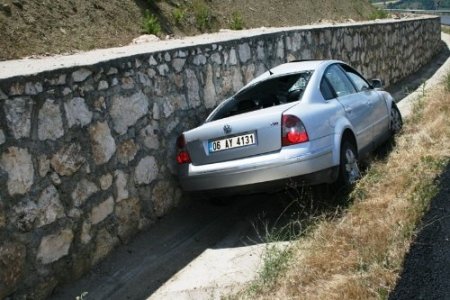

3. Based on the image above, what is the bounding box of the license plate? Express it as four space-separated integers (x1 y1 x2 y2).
209 132 256 153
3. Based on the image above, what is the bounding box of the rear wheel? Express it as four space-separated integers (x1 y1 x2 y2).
390 103 403 134
338 140 360 187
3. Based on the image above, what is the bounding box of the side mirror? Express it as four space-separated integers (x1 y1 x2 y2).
371 79 384 89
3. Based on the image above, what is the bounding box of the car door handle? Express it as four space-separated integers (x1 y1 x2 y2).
366 100 373 107
344 106 352 114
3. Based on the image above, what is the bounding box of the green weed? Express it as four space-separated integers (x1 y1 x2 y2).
230 11 244 30
143 11 161 35
369 8 389 20
172 8 187 25
442 26 450 35
194 2 211 31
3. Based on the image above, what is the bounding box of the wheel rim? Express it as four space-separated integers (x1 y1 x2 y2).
344 148 360 184
391 108 402 132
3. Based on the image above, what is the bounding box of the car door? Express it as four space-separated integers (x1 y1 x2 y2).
340 64 389 144
323 64 373 152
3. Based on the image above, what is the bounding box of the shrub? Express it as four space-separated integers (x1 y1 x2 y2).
143 11 161 35
172 8 186 25
194 2 211 31
230 11 244 30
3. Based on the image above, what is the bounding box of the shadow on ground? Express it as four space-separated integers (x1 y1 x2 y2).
389 162 450 300
49 183 348 300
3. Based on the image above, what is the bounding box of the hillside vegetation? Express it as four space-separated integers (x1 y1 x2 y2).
0 0 377 61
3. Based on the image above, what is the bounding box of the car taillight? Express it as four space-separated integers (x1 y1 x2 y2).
281 115 309 146
176 134 191 164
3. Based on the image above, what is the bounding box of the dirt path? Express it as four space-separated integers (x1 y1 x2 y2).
48 191 324 300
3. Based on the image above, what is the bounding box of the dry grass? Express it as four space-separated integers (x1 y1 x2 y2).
243 75 450 299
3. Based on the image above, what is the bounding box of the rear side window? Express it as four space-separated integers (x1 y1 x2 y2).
320 78 335 100
323 64 356 97
207 71 313 121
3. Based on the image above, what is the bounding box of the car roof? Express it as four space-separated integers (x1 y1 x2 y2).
243 59 341 89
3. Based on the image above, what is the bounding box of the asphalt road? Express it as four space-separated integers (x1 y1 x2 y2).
390 163 450 300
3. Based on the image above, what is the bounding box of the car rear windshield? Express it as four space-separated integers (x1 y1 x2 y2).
207 71 313 122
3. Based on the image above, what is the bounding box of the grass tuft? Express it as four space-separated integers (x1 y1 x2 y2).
172 7 187 25
369 8 389 20
143 11 162 35
193 1 212 31
230 11 245 30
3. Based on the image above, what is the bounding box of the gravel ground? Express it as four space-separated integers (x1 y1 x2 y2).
390 163 450 300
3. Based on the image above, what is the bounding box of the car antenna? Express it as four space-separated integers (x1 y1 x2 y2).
263 62 273 75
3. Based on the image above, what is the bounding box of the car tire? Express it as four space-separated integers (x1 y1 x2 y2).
338 140 360 187
390 103 403 134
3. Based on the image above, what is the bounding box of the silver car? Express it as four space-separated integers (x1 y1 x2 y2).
176 60 402 194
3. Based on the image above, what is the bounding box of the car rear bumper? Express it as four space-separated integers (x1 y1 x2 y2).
178 144 335 192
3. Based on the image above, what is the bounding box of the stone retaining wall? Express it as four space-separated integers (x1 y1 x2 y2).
0 16 441 298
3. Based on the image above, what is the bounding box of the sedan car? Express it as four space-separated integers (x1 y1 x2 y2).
176 60 402 194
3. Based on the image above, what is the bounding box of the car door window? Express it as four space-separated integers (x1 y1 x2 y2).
340 65 371 92
324 65 356 97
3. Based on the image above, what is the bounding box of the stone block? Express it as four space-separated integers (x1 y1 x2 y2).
117 140 138 165
11 201 38 232
80 221 92 244
139 124 159 150
172 58 186 73
91 228 118 266
98 80 109 90
37 229 73 264
114 170 129 202
89 121 116 165
110 91 149 135
158 64 169 76
134 156 158 185
99 173 113 190
36 185 65 228
228 48 237 65
90 196 114 225
51 143 85 176
72 179 99 207
72 68 92 82
38 99 64 141
4 97 32 139
185 69 201 108
38 155 50 177
152 181 174 217
0 147 34 196
204 65 217 109
238 43 251 63
115 197 140 241
64 97 93 128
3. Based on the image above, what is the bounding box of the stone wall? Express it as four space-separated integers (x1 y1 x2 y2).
0 16 442 298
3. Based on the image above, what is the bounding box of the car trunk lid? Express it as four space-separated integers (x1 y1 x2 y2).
184 103 296 165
